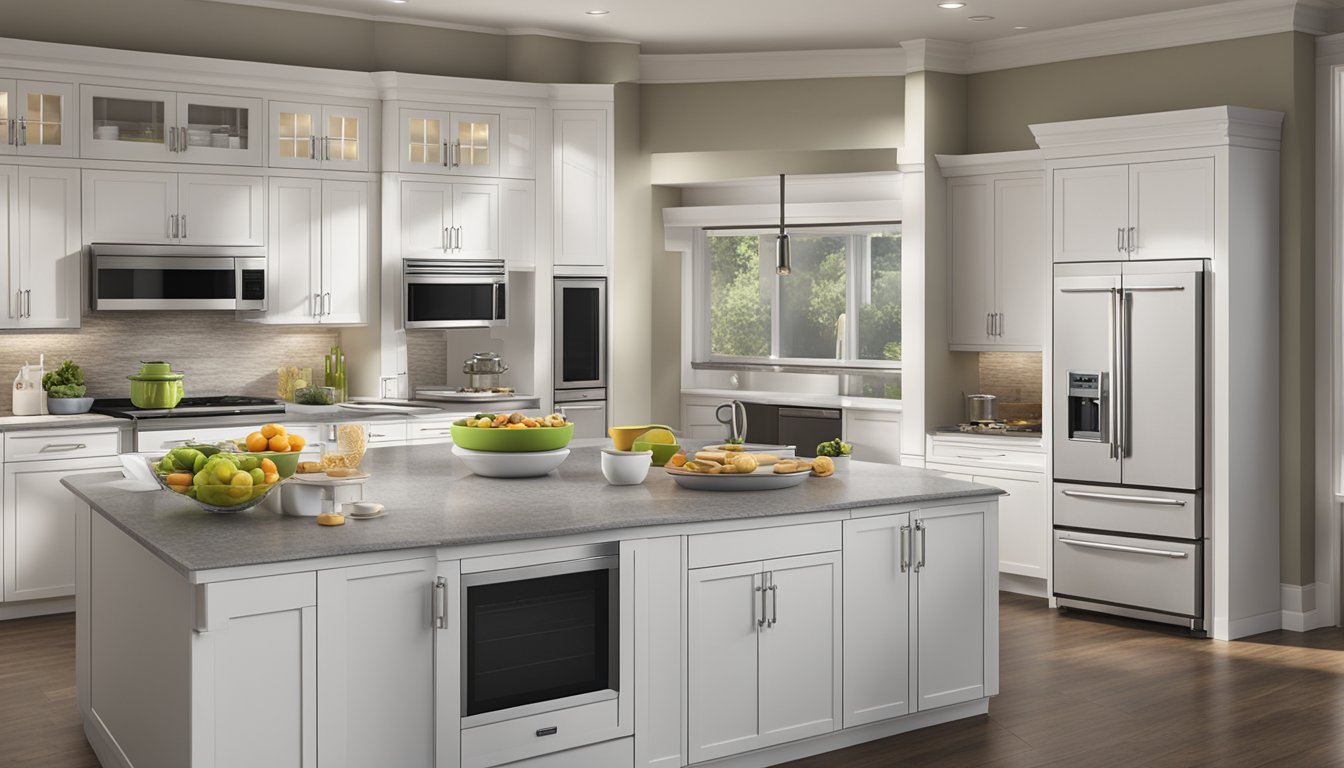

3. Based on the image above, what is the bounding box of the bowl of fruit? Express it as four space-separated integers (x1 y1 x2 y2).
240 423 307 477
449 412 574 453
150 446 286 513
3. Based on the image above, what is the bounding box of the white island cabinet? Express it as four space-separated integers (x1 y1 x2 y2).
70 448 998 768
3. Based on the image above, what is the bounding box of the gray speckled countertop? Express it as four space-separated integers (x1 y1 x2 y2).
0 413 123 431
64 444 1002 577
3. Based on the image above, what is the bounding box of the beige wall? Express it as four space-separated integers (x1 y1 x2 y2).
966 32 1316 585
611 82 654 426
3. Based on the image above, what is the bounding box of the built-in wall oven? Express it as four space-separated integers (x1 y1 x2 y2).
459 543 632 766
554 278 607 439
90 244 266 311
403 258 507 329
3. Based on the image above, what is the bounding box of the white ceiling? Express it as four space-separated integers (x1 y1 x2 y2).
209 0 1250 54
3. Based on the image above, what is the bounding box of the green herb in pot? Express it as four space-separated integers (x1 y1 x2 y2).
815 438 853 458
294 386 336 405
41 359 87 399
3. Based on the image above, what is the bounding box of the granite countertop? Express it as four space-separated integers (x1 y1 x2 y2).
0 413 123 432
927 427 1045 440
64 443 1001 577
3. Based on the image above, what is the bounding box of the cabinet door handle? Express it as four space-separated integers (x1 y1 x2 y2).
434 576 448 629
309 134 318 160
16 117 25 146
985 312 992 336
180 214 188 239
914 520 926 571
40 443 88 453
956 453 1006 459
535 726 558 737
179 126 188 153
323 292 331 316
170 214 178 239
6 118 15 145
24 289 31 318
442 227 450 252
1127 226 1136 253
754 576 766 629
167 124 177 152
899 524 911 572
1116 227 1125 253
767 577 778 627
322 135 331 162
451 140 461 168
996 313 1004 336
441 140 449 167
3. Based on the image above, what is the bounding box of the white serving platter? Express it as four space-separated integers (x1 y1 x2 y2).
665 466 812 492
451 446 570 478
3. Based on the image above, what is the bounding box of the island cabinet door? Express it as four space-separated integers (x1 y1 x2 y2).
912 502 995 711
687 561 764 764
317 557 439 768
842 513 912 728
192 572 318 768
434 560 462 768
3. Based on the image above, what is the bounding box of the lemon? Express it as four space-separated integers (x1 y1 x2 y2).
636 427 677 445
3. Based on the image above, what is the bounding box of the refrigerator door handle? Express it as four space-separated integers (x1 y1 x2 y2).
1108 287 1120 460
1116 288 1128 459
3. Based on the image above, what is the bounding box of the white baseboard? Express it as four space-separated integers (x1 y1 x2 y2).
999 573 1047 599
0 596 73 621
1218 608 1284 640
1281 582 1334 632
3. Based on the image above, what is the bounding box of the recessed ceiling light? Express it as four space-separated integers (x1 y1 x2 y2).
1013 25 1031 30
586 9 610 14
969 15 994 21
388 0 407 4
937 2 966 9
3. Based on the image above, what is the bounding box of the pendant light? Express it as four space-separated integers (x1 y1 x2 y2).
775 173 791 276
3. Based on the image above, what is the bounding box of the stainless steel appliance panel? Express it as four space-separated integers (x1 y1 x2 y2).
1052 270 1122 485
1053 530 1200 617
402 259 507 329
1053 482 1201 540
554 278 607 391
1120 267 1203 490
91 243 267 311
778 407 842 459
555 391 607 439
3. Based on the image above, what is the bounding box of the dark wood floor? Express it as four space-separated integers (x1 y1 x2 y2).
3 594 1344 767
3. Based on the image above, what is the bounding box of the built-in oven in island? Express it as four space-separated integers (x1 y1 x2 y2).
458 542 633 768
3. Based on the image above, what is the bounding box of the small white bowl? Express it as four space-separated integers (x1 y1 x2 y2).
601 449 653 485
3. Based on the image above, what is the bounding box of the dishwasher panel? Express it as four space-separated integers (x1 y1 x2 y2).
778 407 842 459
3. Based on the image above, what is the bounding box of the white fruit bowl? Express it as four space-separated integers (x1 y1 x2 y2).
451 445 570 478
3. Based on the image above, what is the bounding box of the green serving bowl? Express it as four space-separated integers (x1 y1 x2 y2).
450 423 574 453
633 440 681 466
245 450 302 478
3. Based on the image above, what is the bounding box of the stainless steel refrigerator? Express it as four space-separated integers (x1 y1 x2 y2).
1052 259 1206 632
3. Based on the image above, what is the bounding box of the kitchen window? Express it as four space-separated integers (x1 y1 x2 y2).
696 224 901 398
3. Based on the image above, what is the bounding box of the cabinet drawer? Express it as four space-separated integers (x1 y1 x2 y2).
926 439 1045 472
3 429 120 462
1053 530 1199 617
365 420 409 445
688 521 840 569
462 698 620 768
410 419 458 443
493 737 631 768
1053 483 1200 539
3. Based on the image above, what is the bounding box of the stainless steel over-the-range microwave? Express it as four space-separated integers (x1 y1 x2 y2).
402 258 507 329
90 243 267 311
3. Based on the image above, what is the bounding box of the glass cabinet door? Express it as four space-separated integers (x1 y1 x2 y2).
13 81 74 158
401 109 449 173
449 112 499 177
270 101 318 168
399 109 498 176
0 81 13 152
176 93 263 166
321 105 368 171
81 84 175 161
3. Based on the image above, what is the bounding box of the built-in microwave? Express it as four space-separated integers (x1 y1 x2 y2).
90 244 267 311
403 258 507 329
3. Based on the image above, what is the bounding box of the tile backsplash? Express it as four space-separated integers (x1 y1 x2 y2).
976 352 1043 420
0 313 339 414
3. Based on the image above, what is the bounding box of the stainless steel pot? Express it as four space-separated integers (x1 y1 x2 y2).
966 393 997 423
463 352 508 375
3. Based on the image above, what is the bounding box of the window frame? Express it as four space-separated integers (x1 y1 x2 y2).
693 222 902 372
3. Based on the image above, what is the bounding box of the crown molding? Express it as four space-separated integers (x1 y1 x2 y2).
638 48 904 84
936 150 1044 177
504 27 639 45
899 39 971 75
1317 31 1344 62
1030 106 1285 158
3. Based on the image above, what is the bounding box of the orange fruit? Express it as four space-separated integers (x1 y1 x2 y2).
268 434 291 452
245 432 269 452
263 472 280 485
286 434 306 452
259 458 278 475
260 423 286 439
165 472 193 487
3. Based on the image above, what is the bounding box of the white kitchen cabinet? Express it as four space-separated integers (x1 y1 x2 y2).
1053 158 1214 263
266 177 369 325
400 179 498 261
842 513 911 728
844 409 901 465
409 417 460 445
687 551 841 763
81 84 263 166
553 110 608 270
499 109 536 180
4 450 121 602
83 169 263 246
317 557 438 768
499 179 535 270
434 559 462 768
194 572 318 767
913 503 990 710
0 166 81 329
0 79 75 158
945 169 1045 350
399 108 500 177
270 101 370 172
926 434 1048 589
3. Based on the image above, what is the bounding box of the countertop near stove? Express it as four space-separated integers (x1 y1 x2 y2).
64 442 1003 578
928 427 1044 440
0 413 123 432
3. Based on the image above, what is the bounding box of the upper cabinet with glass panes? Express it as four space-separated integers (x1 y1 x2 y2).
396 107 534 179
80 85 263 166
269 101 369 172
0 80 75 158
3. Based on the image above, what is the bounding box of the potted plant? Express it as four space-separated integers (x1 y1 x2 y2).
816 438 854 473
42 359 94 415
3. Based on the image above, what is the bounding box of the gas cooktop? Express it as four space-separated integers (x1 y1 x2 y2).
92 396 285 420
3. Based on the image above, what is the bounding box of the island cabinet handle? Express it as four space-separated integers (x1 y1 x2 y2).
754 575 765 629
536 726 558 737
914 520 927 571
767 577 778 627
956 453 1006 459
434 577 448 630
41 443 87 453
899 524 911 573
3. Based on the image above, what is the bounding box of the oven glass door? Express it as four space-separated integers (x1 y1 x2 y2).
463 558 617 717
405 280 505 328
95 256 244 310
554 279 606 389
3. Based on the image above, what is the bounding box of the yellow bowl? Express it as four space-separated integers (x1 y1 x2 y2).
608 424 673 452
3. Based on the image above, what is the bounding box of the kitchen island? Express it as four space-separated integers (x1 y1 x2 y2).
65 444 1002 768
